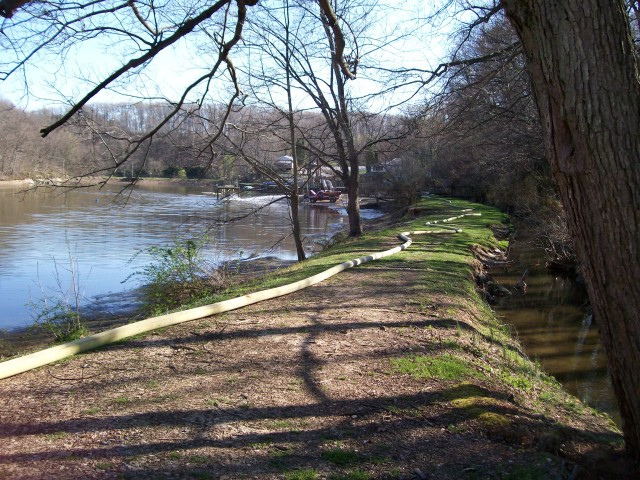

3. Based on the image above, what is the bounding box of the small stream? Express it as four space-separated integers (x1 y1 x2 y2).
490 233 620 426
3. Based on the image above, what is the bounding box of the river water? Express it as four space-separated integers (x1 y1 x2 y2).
490 236 619 425
0 182 360 332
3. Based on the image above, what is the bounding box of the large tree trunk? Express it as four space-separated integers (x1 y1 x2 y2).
501 0 640 457
289 191 306 261
346 159 363 236
284 0 305 262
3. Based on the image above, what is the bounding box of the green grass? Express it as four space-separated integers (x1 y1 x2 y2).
369 454 390 465
112 395 130 405
391 354 479 381
499 371 533 390
383 404 422 417
538 391 558 404
248 437 275 449
147 393 180 404
269 448 295 469
43 431 68 440
207 396 231 407
187 455 211 464
322 448 362 467
265 419 297 430
285 469 318 480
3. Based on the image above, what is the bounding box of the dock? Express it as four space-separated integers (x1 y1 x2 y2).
214 185 241 199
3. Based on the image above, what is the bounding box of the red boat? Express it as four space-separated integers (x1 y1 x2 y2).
307 189 341 203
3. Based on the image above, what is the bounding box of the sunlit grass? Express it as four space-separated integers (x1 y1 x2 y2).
285 469 319 480
391 354 480 381
322 448 362 467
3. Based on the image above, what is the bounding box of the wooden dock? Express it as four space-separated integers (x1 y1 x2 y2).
214 185 241 199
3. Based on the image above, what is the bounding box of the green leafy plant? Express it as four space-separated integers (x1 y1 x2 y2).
126 237 231 314
28 298 88 343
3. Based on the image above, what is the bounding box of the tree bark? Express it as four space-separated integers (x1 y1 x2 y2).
346 159 363 236
501 0 640 457
320 3 363 237
284 0 306 262
289 189 306 261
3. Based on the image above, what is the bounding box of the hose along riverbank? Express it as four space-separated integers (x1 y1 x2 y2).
0 210 480 380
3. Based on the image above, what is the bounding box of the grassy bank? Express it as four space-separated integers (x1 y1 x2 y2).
0 196 630 479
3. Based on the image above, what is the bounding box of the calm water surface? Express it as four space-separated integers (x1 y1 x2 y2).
491 237 619 425
0 182 360 331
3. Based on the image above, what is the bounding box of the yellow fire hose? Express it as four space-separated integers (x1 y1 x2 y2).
0 211 479 380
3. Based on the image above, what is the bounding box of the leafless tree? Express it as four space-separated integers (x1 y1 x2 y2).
0 100 85 179
230 0 314 260
412 0 640 459
425 12 547 210
0 0 261 185
243 0 414 236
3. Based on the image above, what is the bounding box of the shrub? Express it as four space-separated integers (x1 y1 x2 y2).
129 237 231 314
28 252 89 343
29 298 88 343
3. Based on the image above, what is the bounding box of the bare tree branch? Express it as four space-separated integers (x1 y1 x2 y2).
318 0 356 79
39 0 234 138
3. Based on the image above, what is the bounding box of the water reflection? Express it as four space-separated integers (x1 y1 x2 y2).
491 238 619 425
0 183 353 331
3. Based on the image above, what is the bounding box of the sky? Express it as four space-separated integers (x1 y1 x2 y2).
0 1 453 113
0 32 216 110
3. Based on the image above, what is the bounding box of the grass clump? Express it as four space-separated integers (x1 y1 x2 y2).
28 299 88 343
499 371 533 391
265 419 297 430
43 431 68 440
112 395 129 405
26 249 90 343
391 354 479 381
477 411 511 428
322 448 362 467
444 383 511 428
285 469 318 480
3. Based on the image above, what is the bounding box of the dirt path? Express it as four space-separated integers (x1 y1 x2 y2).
0 228 631 479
